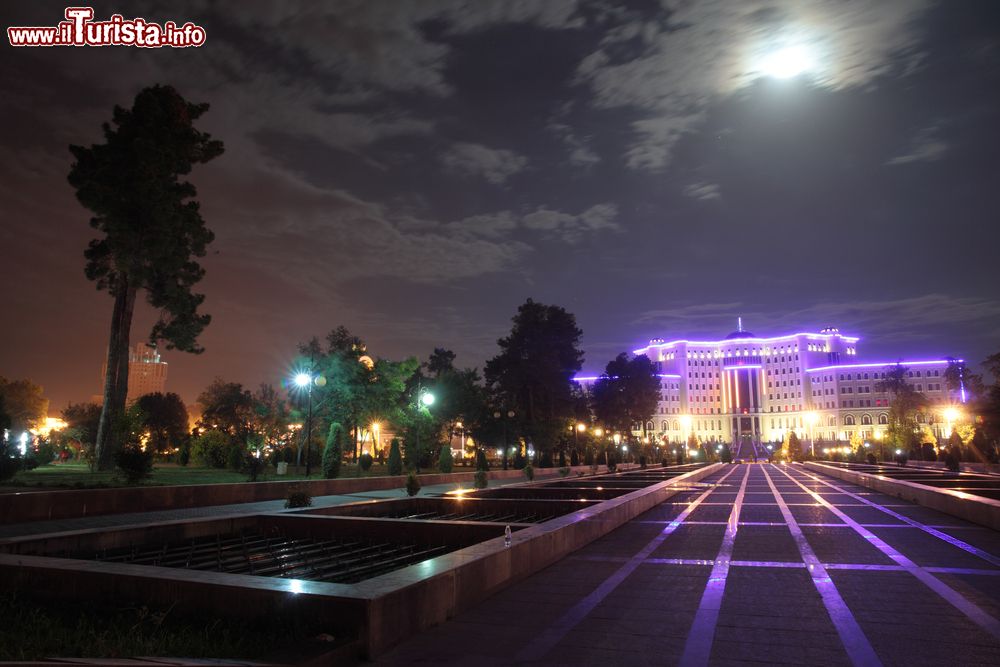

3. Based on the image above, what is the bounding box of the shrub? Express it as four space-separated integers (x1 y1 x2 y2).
720 443 733 464
285 485 312 508
559 466 570 477
178 441 190 467
438 446 453 473
524 462 534 481
570 450 580 466
405 471 421 496
322 423 343 479
114 444 153 484
639 455 647 469
359 453 374 472
475 448 489 472
866 452 877 465
944 451 961 473
513 451 526 470
0 441 19 482
387 438 403 476
583 450 594 466
35 440 57 466
474 470 488 489
558 450 566 468
191 430 231 468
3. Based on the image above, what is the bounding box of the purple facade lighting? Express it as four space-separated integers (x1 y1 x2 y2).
633 330 860 355
806 359 962 373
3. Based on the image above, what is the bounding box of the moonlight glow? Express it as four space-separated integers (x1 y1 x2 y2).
759 45 815 79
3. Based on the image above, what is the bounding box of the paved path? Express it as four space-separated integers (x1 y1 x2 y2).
0 478 529 539
373 464 1000 666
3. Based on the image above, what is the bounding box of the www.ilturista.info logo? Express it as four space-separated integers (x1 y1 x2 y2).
8 7 206 48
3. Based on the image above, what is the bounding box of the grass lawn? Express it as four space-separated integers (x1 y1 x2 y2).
8 461 406 489
0 592 342 661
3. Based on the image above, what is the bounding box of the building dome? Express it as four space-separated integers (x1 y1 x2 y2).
725 330 754 339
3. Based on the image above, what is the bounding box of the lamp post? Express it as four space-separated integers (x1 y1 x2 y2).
805 411 819 458
574 422 586 463
874 429 883 462
292 371 326 477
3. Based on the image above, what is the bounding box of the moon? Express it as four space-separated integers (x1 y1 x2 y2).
759 45 814 79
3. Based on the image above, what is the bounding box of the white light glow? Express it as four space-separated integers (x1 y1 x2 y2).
760 45 814 79
293 373 311 388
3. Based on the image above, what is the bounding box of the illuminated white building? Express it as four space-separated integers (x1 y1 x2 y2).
575 325 963 449
99 343 169 404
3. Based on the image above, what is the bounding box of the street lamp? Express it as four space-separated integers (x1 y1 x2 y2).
943 407 960 437
291 370 326 476
805 411 819 458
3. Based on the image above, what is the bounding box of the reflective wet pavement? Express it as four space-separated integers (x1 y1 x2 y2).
373 464 1000 666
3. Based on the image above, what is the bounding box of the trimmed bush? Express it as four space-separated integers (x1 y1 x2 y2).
246 454 263 482
438 446 453 473
524 462 534 481
114 444 154 484
570 450 580 466
475 449 489 472
944 451 961 473
559 466 570 477
322 423 343 479
387 438 403 476
285 485 312 508
178 442 190 466
405 471 421 496
866 452 877 465
474 470 488 489
720 443 733 464
359 453 374 472
190 430 231 469
639 455 647 469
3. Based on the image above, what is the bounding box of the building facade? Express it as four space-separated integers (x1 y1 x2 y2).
99 343 169 404
576 326 963 448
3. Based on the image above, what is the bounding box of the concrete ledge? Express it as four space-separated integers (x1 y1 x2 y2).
804 461 1000 530
0 463 611 525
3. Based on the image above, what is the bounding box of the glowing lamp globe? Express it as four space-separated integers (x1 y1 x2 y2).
420 392 435 407
293 373 311 388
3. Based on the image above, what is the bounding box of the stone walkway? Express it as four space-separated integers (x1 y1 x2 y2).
372 464 1000 666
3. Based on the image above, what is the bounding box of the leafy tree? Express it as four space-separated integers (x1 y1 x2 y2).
250 384 289 453
190 429 232 468
322 422 343 479
0 377 49 433
0 395 11 440
296 327 417 460
61 402 102 448
197 379 253 443
387 437 403 476
438 443 454 473
591 353 659 443
788 431 802 460
135 392 189 453
69 85 223 469
485 299 584 466
877 364 927 456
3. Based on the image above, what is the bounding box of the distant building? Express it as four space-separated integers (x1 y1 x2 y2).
575 325 964 450
99 343 169 404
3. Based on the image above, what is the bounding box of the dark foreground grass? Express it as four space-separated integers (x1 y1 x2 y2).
8 461 415 489
0 592 337 660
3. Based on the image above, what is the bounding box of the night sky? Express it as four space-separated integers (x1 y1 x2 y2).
2 1 999 411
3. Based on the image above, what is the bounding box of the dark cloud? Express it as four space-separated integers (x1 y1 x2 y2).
1 0 999 409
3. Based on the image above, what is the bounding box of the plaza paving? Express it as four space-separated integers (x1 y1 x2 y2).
372 464 1000 666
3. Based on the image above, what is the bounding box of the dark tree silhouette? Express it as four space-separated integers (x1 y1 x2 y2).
68 85 223 469
485 299 584 465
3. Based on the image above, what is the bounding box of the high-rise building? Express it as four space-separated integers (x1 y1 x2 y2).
575 325 964 452
99 343 169 404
